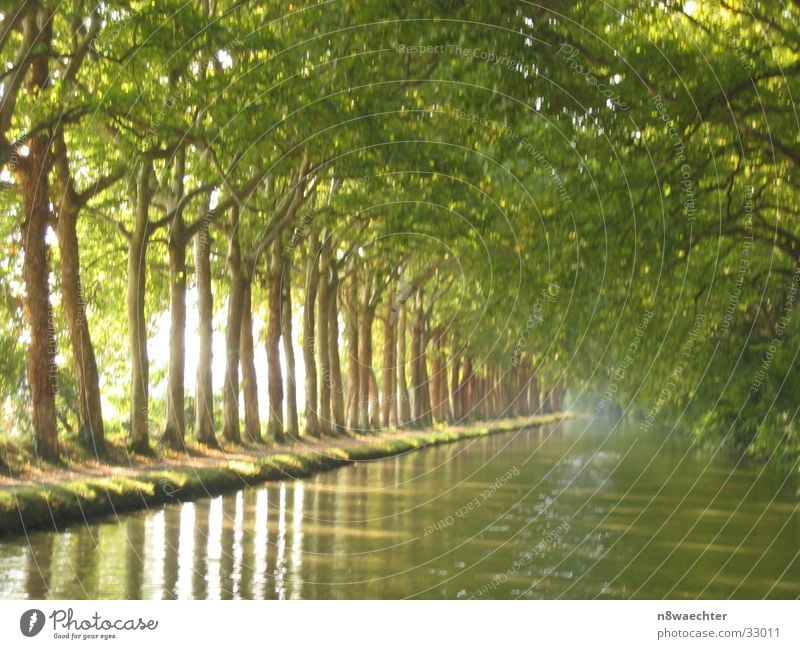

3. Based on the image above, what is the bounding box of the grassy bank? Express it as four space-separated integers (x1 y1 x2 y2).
0 413 570 537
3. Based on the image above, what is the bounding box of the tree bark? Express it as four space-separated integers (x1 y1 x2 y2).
420 325 433 427
475 374 486 420
380 304 396 428
316 236 332 435
302 230 320 436
344 266 360 430
430 327 448 423
240 277 261 442
357 282 374 430
450 356 461 421
222 206 243 444
162 149 188 450
491 365 501 418
503 372 513 415
194 216 217 447
541 386 552 414
552 377 566 412
410 291 424 426
282 251 299 439
328 267 345 433
508 367 518 416
396 303 411 427
19 168 57 458
368 363 380 428
529 368 540 414
429 326 441 423
484 366 492 418
127 163 153 453
266 237 285 442
514 367 526 416
462 357 474 421
520 361 532 415
163 223 187 449
53 134 105 456
17 8 58 461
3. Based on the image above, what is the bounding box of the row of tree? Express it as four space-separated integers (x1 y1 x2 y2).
1 1 798 463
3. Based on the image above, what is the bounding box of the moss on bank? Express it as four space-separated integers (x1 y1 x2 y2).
0 414 569 537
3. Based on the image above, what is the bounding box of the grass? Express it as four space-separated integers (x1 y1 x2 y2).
0 413 571 537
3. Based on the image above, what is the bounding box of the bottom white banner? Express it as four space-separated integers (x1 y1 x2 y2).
1 600 796 649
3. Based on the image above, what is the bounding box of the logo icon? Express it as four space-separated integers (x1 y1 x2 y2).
20 609 45 637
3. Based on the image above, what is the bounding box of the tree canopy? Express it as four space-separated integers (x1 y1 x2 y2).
1 0 798 463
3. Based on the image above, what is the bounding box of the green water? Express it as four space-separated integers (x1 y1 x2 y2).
1 418 798 599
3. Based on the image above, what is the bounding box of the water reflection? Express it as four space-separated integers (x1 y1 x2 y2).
0 419 797 599
274 483 287 599
253 489 268 599
175 501 195 599
289 483 305 600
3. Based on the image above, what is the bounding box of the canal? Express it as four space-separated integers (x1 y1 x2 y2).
1 417 797 599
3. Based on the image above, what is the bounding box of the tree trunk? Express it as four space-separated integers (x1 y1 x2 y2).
499 367 507 416
223 206 243 444
462 357 474 421
486 373 494 419
53 164 104 456
20 156 58 460
475 374 486 420
520 361 531 415
508 367 519 416
541 386 552 414
17 10 58 462
163 225 187 449
429 326 441 422
380 303 396 428
161 149 187 450
266 237 284 442
484 366 492 418
483 365 492 418
450 356 461 421
316 236 332 434
302 230 320 437
328 268 345 433
430 327 448 423
420 327 433 427
240 277 261 442
282 251 299 439
503 373 514 415
410 291 424 426
552 378 565 412
368 362 380 428
490 365 502 419
344 267 360 430
515 367 526 416
396 304 411 427
529 369 540 414
127 163 153 453
357 287 374 430
194 217 217 447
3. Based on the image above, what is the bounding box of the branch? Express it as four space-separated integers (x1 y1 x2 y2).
409 260 444 293
21 105 90 141
62 7 102 84
0 0 31 54
251 180 305 260
89 208 131 241
146 211 174 235
77 168 126 206
250 149 312 260
0 7 38 138
740 125 800 169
